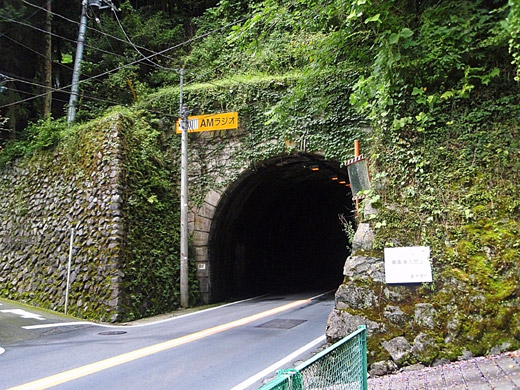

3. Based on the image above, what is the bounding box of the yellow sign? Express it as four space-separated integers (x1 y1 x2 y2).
176 112 238 133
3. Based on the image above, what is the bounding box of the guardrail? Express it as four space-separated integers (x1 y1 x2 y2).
258 325 367 390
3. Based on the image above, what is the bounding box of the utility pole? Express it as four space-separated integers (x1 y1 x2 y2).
43 0 52 117
67 0 88 125
179 68 189 308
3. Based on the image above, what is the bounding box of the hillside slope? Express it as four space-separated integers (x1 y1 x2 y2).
0 0 519 361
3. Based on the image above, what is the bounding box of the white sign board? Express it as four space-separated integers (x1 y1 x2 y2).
384 246 432 284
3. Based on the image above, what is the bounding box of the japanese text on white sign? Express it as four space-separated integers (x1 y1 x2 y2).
384 246 432 284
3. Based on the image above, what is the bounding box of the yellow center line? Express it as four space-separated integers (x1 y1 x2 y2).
8 298 311 390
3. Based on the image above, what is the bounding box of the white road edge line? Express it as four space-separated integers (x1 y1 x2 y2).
21 294 271 330
97 294 268 329
21 291 331 331
22 322 90 330
309 289 335 300
7 299 311 390
230 334 326 390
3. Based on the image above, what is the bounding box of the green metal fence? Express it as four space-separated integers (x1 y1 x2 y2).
258 325 367 390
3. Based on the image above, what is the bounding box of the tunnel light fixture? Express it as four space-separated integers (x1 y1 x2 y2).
330 175 338 181
339 180 346 184
309 164 320 171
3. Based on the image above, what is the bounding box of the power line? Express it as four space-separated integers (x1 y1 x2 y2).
91 4 118 56
1 72 179 120
0 14 128 60
0 14 253 111
3 0 308 113
0 32 74 72
3 85 70 105
19 0 180 66
110 6 176 71
0 1 44 39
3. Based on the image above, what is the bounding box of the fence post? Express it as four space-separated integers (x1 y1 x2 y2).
279 368 303 390
358 325 368 390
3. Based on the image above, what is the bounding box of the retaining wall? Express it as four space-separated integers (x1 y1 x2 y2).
0 115 126 321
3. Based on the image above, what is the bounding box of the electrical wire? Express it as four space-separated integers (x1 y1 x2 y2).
0 14 253 110
1 72 180 120
0 14 129 60
2 2 290 116
89 4 117 57
0 32 74 72
3 86 70 105
0 1 44 39
19 0 180 66
4 0 311 113
110 4 176 71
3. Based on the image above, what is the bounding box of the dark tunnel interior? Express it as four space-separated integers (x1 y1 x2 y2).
208 154 355 302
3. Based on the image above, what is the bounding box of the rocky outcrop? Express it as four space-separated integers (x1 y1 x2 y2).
327 213 520 373
326 219 449 371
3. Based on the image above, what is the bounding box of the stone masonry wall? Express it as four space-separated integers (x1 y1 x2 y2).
326 222 449 375
326 217 520 376
0 115 126 322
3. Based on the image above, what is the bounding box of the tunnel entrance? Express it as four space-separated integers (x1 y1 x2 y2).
207 154 355 302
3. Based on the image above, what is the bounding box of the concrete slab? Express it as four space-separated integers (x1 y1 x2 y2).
460 361 488 386
441 365 466 386
495 355 520 387
476 359 510 388
368 350 520 390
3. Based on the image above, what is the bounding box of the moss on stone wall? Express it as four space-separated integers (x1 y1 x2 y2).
0 114 126 321
328 108 520 369
115 111 187 321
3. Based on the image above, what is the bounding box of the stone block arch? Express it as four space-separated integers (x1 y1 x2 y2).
190 153 355 304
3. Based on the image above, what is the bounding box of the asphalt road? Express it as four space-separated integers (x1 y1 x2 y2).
0 290 335 390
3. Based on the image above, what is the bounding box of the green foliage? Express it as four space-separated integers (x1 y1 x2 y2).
0 118 70 167
1 0 519 345
74 1 188 122
266 67 367 162
508 0 520 80
119 111 199 320
357 1 520 355
349 1 512 128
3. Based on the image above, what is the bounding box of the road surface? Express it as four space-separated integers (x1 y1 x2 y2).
0 290 335 390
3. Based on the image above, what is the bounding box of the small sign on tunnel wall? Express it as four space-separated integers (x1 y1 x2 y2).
384 246 432 284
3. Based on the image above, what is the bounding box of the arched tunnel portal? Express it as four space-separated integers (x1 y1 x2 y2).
192 153 355 304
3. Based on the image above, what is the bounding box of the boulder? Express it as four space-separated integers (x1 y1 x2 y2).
369 360 398 377
383 305 409 325
326 309 385 342
343 255 385 283
412 332 439 365
382 336 413 366
335 283 377 310
351 223 374 251
414 303 437 330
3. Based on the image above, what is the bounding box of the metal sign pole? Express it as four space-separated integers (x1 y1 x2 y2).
65 227 74 314
179 69 189 308
354 140 360 217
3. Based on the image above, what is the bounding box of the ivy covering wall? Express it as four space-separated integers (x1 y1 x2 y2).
0 0 518 361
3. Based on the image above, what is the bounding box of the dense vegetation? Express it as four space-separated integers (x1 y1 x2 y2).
1 1 519 142
1 0 519 353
